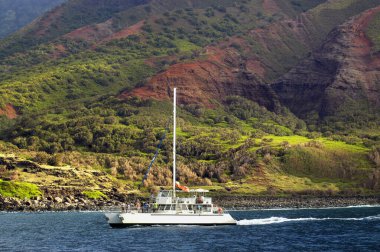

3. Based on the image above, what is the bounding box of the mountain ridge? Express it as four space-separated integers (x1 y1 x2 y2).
0 0 64 39
272 5 380 124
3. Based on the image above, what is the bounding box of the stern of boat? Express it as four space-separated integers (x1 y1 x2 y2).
223 213 237 225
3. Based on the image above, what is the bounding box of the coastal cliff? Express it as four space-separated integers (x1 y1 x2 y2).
272 7 380 122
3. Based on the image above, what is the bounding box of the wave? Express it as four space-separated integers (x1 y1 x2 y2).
345 205 380 208
229 205 380 212
237 217 316 225
237 215 380 225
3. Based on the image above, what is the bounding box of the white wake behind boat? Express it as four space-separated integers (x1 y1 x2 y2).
105 88 236 227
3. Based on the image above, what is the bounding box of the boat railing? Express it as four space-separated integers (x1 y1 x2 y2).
120 206 153 213
203 197 212 204
118 202 226 215
177 197 196 204
156 196 173 205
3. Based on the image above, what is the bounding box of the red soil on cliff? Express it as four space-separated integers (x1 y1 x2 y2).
102 20 143 42
0 104 17 119
119 60 236 108
120 38 271 107
51 44 67 59
35 7 63 37
343 6 380 106
120 47 243 107
64 19 143 44
272 6 380 117
262 0 281 15
64 20 114 42
120 5 380 110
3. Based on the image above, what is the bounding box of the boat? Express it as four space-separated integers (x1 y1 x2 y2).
105 88 237 227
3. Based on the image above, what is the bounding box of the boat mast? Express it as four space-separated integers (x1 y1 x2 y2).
173 88 176 198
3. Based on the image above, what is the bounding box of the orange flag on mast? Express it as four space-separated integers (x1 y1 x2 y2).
176 182 190 192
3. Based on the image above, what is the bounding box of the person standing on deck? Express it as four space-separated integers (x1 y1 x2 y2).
136 200 141 212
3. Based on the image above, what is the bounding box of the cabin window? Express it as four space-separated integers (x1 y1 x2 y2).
160 191 170 197
181 204 188 210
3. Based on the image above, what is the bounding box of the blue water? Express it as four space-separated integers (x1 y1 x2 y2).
1 206 380 251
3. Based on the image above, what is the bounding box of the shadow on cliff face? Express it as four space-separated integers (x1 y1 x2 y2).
270 56 338 119
270 6 380 122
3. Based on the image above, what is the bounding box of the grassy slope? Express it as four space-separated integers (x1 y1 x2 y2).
0 179 42 198
0 57 155 112
2 133 375 197
307 0 380 45
0 0 149 57
248 0 380 81
2 97 378 198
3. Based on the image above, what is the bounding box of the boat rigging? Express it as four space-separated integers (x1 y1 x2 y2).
105 88 237 227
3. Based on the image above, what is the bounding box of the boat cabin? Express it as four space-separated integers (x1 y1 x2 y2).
138 189 218 214
154 189 215 214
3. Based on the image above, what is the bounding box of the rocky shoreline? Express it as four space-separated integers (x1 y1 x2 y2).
213 195 380 209
1 194 380 212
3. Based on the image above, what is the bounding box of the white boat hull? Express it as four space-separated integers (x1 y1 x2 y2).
105 212 237 227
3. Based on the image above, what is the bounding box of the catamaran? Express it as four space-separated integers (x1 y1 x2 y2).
105 88 236 227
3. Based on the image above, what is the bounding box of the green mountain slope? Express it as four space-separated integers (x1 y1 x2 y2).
0 0 328 113
0 0 379 199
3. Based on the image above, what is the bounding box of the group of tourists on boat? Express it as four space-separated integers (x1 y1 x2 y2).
122 199 151 213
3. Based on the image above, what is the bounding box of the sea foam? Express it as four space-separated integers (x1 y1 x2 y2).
236 215 380 225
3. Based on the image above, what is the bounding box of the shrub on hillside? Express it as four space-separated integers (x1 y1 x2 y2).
369 147 380 167
33 152 51 164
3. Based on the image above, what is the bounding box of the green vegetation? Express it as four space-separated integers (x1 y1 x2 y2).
0 0 147 57
1 0 377 113
1 89 377 196
0 179 42 198
82 190 108 200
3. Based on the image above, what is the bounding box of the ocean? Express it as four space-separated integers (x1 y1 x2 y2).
1 206 379 251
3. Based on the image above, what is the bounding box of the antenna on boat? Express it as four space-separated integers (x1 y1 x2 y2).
173 87 177 198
